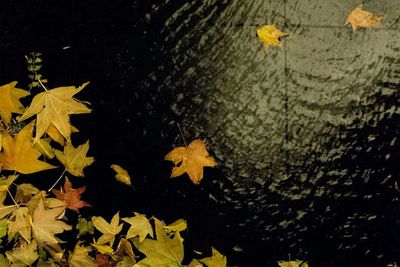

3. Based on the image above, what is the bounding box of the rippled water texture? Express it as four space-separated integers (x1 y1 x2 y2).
153 0 400 266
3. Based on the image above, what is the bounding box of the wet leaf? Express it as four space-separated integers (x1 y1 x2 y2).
345 4 383 31
277 259 305 267
165 139 217 184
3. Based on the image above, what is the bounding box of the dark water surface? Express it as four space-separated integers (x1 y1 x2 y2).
1 1 400 266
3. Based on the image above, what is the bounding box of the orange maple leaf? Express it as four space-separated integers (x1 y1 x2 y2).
164 139 217 184
52 177 91 212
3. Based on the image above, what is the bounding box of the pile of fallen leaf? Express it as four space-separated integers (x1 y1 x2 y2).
0 80 228 266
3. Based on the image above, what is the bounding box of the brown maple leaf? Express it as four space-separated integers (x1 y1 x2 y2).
164 139 217 184
52 177 91 212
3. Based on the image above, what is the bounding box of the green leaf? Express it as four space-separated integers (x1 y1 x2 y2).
76 217 94 238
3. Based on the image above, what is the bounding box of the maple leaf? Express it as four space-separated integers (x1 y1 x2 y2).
34 138 55 159
31 197 72 244
54 140 94 177
15 183 40 204
0 191 17 219
6 240 39 266
257 25 288 50
0 82 30 126
92 240 114 255
111 164 132 186
7 207 32 242
76 217 94 238
18 82 91 142
115 238 136 259
134 219 184 267
52 177 91 212
199 247 227 267
0 175 18 192
122 212 153 242
345 4 383 31
277 259 307 267
0 122 56 174
68 244 97 267
92 212 123 246
96 254 112 267
165 139 217 184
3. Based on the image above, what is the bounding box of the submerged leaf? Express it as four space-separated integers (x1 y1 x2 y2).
345 4 383 31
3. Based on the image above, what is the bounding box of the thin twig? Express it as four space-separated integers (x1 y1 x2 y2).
48 169 66 192
176 123 187 148
7 188 19 209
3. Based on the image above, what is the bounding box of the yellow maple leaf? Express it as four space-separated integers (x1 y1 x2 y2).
277 259 307 267
0 82 30 126
7 207 32 242
164 139 217 184
18 82 91 142
199 247 227 267
68 244 97 267
111 164 132 186
5 240 38 266
31 197 72 244
91 240 114 255
257 25 288 50
0 175 18 192
0 191 17 219
122 212 153 242
54 140 94 177
0 122 56 174
345 4 383 31
134 219 184 266
92 212 123 246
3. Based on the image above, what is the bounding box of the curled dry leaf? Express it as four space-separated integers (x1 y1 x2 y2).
164 139 217 184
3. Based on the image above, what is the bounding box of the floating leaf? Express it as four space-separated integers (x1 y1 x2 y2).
18 82 91 142
257 25 288 50
165 139 217 184
0 122 56 174
122 212 153 242
92 212 123 246
54 141 94 177
111 164 131 186
52 177 91 212
0 82 30 126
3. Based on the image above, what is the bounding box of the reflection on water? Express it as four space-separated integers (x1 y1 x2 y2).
141 0 400 265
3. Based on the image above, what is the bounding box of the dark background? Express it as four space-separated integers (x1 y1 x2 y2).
1 1 400 266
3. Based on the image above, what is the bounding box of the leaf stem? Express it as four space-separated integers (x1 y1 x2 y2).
38 79 48 92
7 188 19 209
48 169 66 192
176 123 187 148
